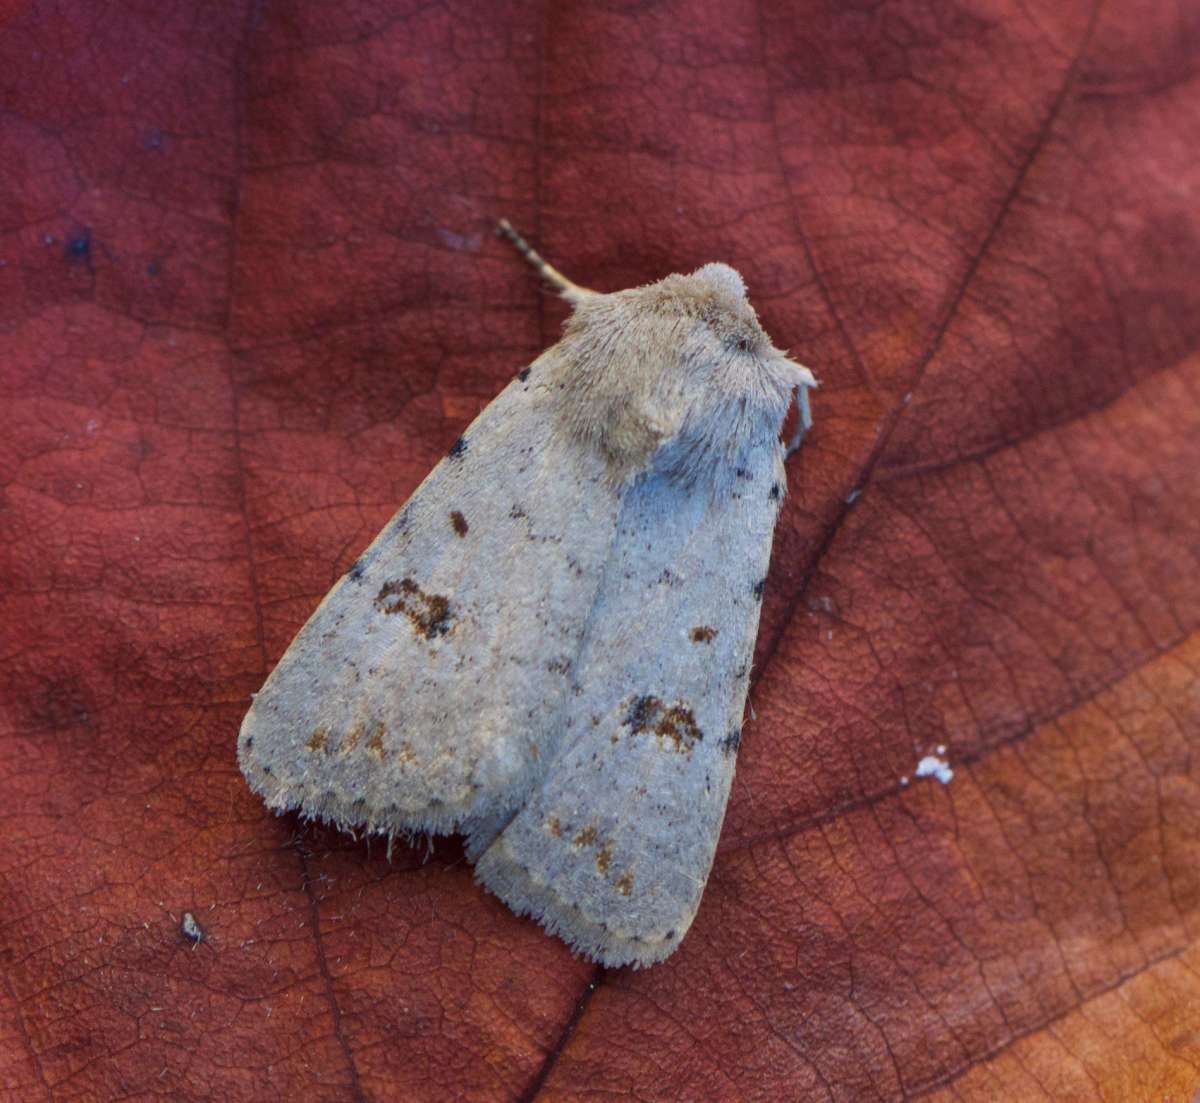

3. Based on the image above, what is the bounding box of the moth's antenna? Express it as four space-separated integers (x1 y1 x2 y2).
496 219 596 304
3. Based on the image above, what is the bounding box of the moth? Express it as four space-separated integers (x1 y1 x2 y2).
238 222 817 967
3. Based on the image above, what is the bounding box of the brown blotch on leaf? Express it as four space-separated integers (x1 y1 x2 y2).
624 695 703 752
573 825 598 848
449 510 469 536
366 724 387 760
375 577 452 639
690 625 717 643
306 727 329 753
596 846 613 874
614 871 634 896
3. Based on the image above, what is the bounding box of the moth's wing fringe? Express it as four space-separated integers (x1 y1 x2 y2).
474 845 677 968
248 770 465 849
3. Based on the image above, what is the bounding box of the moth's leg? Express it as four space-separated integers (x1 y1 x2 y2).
497 219 596 304
786 384 814 456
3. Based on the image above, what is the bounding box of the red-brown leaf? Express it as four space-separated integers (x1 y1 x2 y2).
2 2 1199 1100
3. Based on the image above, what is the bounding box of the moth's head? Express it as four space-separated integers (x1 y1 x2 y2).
651 262 815 408
557 263 817 484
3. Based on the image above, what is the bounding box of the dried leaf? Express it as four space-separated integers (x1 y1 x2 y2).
2 2 1198 1100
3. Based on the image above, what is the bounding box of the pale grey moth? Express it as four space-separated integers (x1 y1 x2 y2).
238 222 818 967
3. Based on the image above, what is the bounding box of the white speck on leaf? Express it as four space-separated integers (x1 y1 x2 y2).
915 755 954 785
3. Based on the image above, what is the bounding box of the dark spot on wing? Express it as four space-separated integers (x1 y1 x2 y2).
596 846 613 873
347 558 366 582
448 435 468 458
690 626 717 643
624 695 657 734
366 723 387 759
307 728 329 753
375 578 453 638
573 825 598 847
752 578 766 601
547 816 562 837
341 723 364 753
449 510 469 536
624 695 703 752
720 727 742 757
614 871 634 896
517 367 531 381
546 657 571 675
769 482 781 501
735 467 752 480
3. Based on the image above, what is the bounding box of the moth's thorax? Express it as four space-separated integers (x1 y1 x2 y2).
545 264 813 486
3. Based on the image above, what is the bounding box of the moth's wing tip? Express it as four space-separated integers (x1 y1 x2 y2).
474 843 689 969
236 705 280 799
236 721 318 823
237 701 300 800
